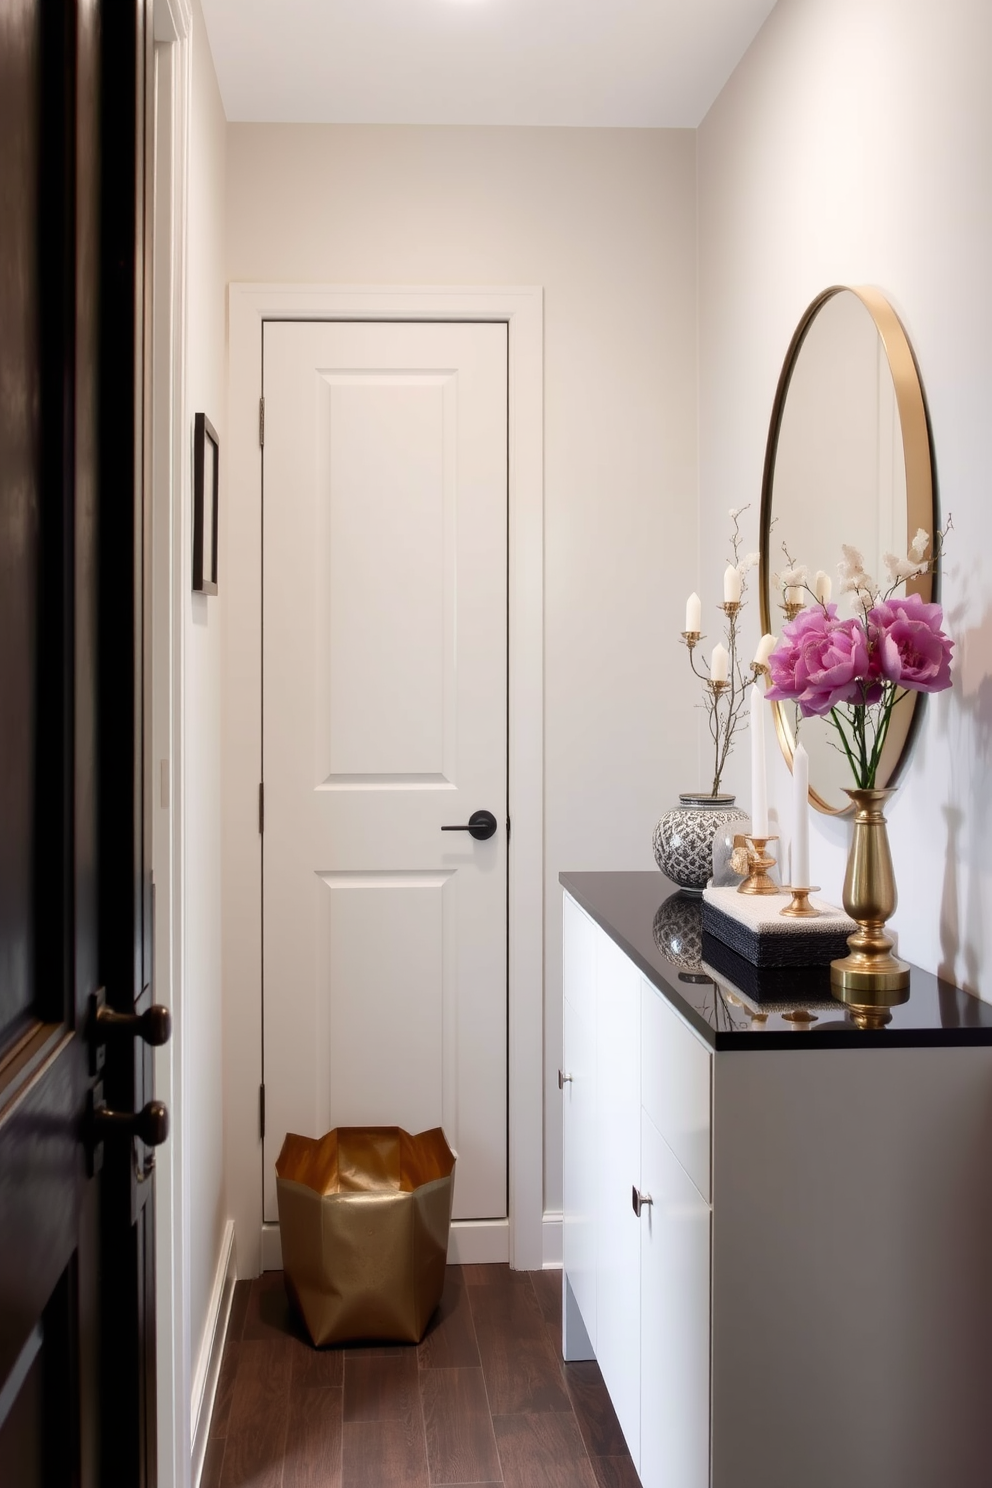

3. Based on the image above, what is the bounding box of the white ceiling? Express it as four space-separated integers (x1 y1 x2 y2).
201 0 779 129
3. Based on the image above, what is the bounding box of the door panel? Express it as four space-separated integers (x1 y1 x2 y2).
594 933 642 1467
641 979 712 1202
0 0 41 1056
0 2 163 1483
562 999 597 1350
0 5 90 1480
640 1110 711 1488
318 873 448 1134
315 373 454 780
562 897 600 1346
262 321 508 1226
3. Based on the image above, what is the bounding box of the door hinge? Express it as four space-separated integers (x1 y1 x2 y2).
506 815 511 840
259 1083 266 1140
258 782 264 834
259 396 265 447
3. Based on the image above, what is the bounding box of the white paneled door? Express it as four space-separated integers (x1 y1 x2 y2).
261 321 508 1225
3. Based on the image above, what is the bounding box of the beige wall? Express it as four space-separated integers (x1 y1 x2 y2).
698 0 992 993
186 0 228 1377
225 122 700 1217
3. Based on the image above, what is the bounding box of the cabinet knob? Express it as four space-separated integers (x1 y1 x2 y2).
632 1186 653 1217
558 1070 573 1090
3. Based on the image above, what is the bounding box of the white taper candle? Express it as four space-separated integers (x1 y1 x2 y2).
685 592 702 632
753 632 777 669
724 565 742 604
710 643 729 684
792 741 810 887
814 571 832 604
750 684 768 836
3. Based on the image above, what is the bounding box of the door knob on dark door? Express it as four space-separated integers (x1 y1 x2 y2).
90 1098 170 1148
85 1086 169 1175
88 988 171 1076
96 1001 172 1047
441 809 498 841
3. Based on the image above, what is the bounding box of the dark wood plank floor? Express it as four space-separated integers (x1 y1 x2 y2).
202 1265 640 1488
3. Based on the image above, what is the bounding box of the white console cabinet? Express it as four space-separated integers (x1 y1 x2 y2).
562 891 709 1488
561 877 992 1488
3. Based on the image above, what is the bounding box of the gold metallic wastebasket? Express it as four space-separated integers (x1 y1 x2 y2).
275 1125 455 1346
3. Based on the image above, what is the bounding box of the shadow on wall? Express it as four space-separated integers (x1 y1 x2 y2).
938 590 992 995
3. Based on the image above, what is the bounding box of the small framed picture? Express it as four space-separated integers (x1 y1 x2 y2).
193 412 219 594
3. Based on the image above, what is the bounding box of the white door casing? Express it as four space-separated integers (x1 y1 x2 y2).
223 285 543 1275
262 320 508 1224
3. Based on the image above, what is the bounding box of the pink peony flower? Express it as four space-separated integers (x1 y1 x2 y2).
868 592 953 693
765 604 881 717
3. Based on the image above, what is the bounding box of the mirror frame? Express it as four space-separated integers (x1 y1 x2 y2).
758 285 937 814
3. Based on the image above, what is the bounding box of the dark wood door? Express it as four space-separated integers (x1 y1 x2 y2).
0 3 162 1485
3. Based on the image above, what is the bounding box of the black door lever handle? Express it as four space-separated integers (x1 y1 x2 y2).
441 809 498 841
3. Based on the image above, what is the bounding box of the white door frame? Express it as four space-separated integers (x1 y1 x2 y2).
224 283 545 1273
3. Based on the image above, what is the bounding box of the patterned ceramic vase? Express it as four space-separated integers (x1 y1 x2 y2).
652 793 749 895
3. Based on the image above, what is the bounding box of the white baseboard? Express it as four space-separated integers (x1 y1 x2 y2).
542 1210 563 1269
447 1219 509 1264
259 1215 512 1273
191 1220 236 1488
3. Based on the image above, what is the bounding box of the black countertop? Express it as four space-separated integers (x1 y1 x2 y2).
560 871 992 1051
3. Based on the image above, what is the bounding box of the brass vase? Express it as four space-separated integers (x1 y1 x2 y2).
830 787 910 1028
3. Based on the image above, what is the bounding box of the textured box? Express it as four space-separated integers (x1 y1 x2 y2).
702 885 854 968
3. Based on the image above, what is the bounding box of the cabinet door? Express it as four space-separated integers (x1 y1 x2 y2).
595 933 642 1466
563 893 597 1028
563 896 600 1350
640 1110 711 1488
562 993 598 1351
641 977 712 1201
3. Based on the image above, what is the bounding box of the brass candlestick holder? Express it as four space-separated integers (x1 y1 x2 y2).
707 679 730 698
738 835 779 895
780 599 803 622
780 886 821 918
681 630 702 649
720 601 741 618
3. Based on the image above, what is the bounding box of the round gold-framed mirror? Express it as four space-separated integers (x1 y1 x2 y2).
758 286 936 814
